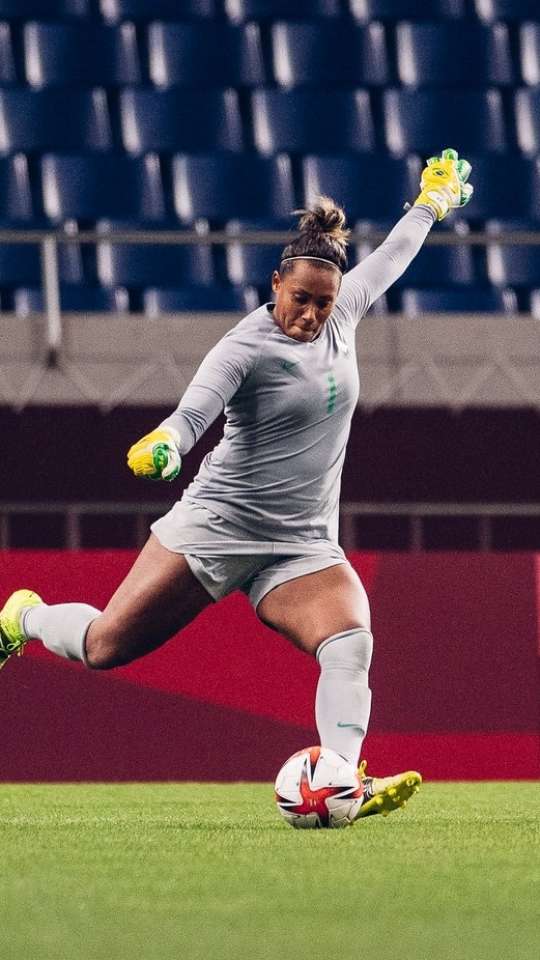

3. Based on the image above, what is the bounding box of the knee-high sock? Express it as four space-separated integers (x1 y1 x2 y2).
22 603 100 664
315 627 373 767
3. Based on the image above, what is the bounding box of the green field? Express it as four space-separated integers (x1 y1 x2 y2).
2 782 539 960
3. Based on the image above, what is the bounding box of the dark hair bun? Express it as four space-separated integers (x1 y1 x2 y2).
297 196 350 246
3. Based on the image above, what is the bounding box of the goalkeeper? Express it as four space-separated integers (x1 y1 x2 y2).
1 150 472 818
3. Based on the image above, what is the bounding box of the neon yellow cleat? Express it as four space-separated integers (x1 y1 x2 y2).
355 760 422 819
0 589 42 671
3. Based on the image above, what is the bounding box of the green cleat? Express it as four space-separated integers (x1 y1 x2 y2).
355 760 422 819
0 589 42 671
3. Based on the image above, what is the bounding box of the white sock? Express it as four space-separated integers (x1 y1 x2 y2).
22 603 100 664
315 627 373 767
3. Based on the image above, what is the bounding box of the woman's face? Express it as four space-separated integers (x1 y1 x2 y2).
272 261 341 342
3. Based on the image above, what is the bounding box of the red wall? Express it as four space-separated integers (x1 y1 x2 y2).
1 551 539 780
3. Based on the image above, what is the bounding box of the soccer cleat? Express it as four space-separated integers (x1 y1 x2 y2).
0 589 42 671
355 759 422 819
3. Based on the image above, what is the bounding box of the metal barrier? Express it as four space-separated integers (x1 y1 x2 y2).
3 226 540 365
1 501 539 551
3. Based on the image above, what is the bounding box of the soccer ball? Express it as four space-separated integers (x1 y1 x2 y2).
274 745 364 829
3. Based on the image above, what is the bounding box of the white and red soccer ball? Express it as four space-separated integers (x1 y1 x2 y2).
275 745 364 829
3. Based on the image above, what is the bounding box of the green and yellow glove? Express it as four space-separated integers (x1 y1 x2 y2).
414 147 473 221
127 426 181 481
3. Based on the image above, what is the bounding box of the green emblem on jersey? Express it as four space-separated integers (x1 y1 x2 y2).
327 372 337 413
280 359 299 373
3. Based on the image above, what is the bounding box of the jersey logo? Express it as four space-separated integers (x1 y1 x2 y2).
280 359 300 373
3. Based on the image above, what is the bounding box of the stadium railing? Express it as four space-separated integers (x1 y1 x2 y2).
1 500 539 552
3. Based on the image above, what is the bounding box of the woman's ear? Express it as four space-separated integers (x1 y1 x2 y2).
271 270 281 295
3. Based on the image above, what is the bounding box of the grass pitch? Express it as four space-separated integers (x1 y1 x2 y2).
2 782 539 960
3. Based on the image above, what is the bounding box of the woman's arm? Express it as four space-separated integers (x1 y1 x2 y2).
334 204 436 324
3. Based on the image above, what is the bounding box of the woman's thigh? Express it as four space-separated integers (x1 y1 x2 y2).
256 561 371 657
86 533 213 665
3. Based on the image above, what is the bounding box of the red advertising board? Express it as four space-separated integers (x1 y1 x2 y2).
1 551 539 780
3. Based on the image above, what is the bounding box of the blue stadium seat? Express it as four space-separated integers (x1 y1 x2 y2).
378 243 475 288
396 23 513 87
0 155 34 224
226 236 283 293
0 23 15 84
515 89 540 155
14 286 129 315
401 287 517 315
100 0 215 21
473 0 539 21
271 23 388 88
460 156 539 224
252 90 374 155
384 90 506 155
349 0 465 19
172 154 294 226
97 241 215 289
527 290 540 320
519 24 540 87
302 154 420 227
41 154 166 224
0 243 82 288
144 286 253 316
0 89 111 154
148 23 264 88
487 239 540 289
225 0 340 22
24 22 140 88
120 89 243 154
0 1 88 18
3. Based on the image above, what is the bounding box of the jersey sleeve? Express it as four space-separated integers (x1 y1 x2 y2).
159 322 261 455
333 205 436 330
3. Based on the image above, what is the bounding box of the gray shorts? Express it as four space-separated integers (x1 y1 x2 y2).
150 498 346 610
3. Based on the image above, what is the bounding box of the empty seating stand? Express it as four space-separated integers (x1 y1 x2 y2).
252 90 375 155
100 0 215 21
271 22 388 88
0 89 111 154
225 0 340 22
396 23 513 87
23 22 141 88
148 22 265 88
349 0 465 19
120 89 243 153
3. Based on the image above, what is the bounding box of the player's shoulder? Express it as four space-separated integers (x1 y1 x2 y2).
223 302 277 346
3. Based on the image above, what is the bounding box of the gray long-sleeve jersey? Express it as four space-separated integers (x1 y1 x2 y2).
161 206 435 544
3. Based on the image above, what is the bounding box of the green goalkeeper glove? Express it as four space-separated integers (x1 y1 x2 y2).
414 147 473 221
127 426 182 481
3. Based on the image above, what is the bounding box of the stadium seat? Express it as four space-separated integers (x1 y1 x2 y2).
252 90 375 155
0 243 82 288
349 0 465 19
148 22 264 89
519 24 540 87
0 23 15 84
120 89 243 154
271 22 388 88
14 286 129 315
384 90 506 156
376 243 476 288
24 22 141 88
473 0 539 21
100 0 215 21
527 290 540 320
401 287 517 315
515 89 540 155
458 156 540 224
226 235 283 292
143 286 254 316
302 154 420 227
486 239 540 289
0 89 112 154
0 1 88 18
172 154 295 226
41 154 166 224
97 240 215 289
0 155 34 224
225 0 340 22
396 23 513 87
